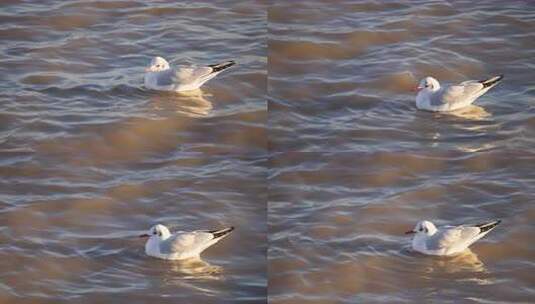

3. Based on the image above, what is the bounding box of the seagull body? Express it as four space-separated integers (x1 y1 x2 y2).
139 224 234 260
144 56 235 92
406 220 501 256
415 75 503 112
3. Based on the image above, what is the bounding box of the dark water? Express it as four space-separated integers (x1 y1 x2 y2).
0 1 266 303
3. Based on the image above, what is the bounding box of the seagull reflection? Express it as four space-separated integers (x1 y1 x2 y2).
159 258 224 295
162 257 223 282
431 249 486 274
150 89 213 118
447 105 491 120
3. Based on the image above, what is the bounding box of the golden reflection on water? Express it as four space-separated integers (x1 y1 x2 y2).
418 105 495 151
447 105 491 121
159 258 224 296
163 258 223 281
423 249 486 274
150 89 213 118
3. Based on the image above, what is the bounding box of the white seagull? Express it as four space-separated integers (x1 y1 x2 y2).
139 224 234 260
415 75 503 112
144 56 235 92
405 220 501 256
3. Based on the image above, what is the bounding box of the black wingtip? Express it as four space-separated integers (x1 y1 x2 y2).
479 75 504 88
208 61 236 73
476 220 501 233
209 226 235 238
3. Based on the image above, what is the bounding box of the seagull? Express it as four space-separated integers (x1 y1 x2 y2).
415 75 503 112
144 56 235 92
139 224 234 260
405 220 501 256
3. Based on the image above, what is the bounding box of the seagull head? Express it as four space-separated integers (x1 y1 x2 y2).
416 77 440 93
139 224 171 240
405 220 437 236
145 56 170 72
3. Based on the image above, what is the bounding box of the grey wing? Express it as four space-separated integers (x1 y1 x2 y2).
159 231 214 255
436 82 484 105
426 226 480 250
172 66 214 86
154 66 214 87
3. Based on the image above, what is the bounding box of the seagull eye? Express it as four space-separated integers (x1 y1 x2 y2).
419 227 423 232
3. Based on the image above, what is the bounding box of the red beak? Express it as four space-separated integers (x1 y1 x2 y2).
411 86 423 92
405 230 416 235
139 234 149 238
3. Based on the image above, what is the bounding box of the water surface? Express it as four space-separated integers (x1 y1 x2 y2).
268 0 534 152
0 1 267 303
268 1 534 303
269 151 534 303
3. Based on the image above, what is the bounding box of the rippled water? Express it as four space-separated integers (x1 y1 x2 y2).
269 151 535 303
269 0 534 152
268 1 535 303
2 1 535 303
0 1 266 303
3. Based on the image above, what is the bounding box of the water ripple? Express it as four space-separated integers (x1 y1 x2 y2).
0 1 266 302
